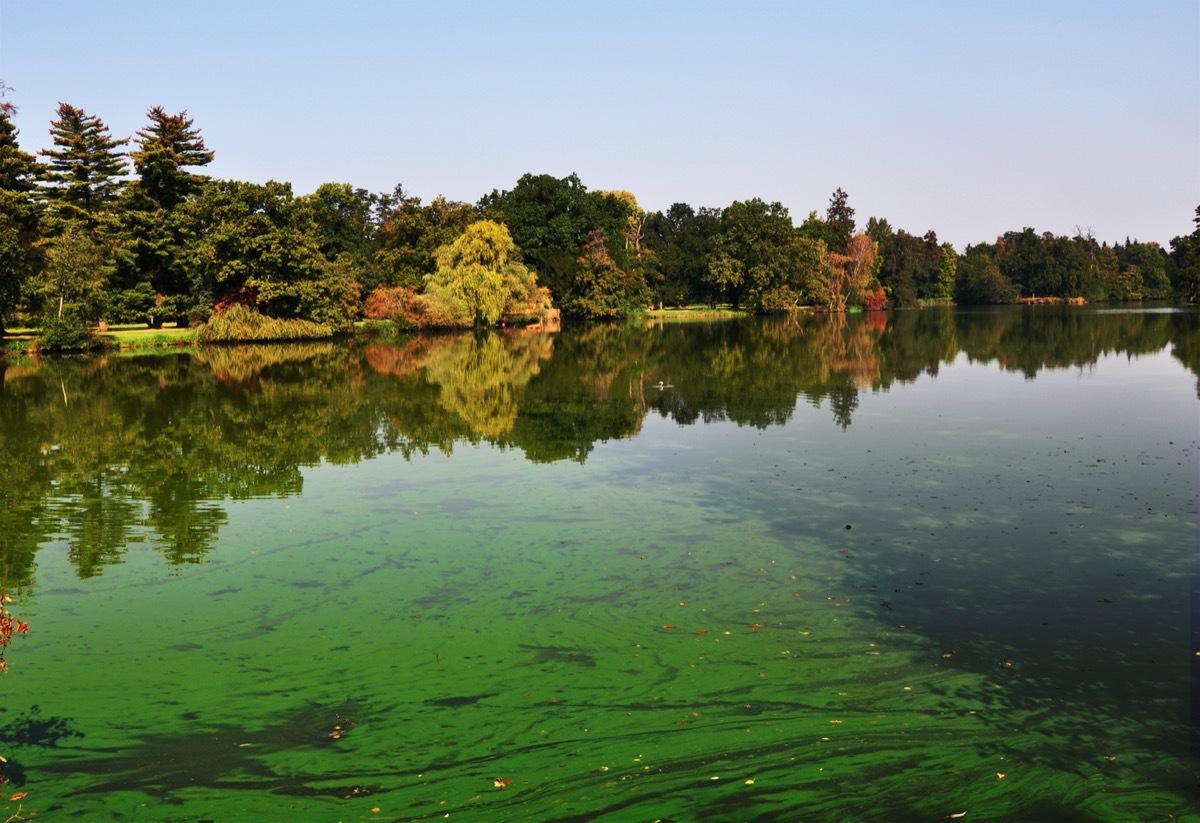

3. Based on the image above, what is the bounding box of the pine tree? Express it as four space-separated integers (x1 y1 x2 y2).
0 92 44 334
130 106 213 210
110 108 215 326
825 187 856 254
39 103 128 225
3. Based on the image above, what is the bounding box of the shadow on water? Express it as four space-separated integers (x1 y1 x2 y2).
29 700 375 801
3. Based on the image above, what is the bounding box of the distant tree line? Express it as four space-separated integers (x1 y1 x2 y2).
1 91 1198 339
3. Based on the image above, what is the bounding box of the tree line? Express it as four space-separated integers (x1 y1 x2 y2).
2 92 1198 341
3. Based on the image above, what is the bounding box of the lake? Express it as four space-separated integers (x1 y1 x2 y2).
0 306 1197 821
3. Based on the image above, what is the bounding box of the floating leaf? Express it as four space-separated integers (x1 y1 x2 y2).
493 777 512 789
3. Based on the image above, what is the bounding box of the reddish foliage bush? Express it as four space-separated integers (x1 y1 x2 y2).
0 592 29 674
863 286 888 311
363 286 417 320
213 287 258 315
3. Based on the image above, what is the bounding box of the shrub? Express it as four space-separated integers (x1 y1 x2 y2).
195 305 334 344
35 315 97 352
362 286 469 329
363 286 418 321
863 286 888 311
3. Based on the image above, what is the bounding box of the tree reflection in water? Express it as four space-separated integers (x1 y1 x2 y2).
0 306 1195 582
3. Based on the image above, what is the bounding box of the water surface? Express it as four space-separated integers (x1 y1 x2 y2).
0 306 1197 820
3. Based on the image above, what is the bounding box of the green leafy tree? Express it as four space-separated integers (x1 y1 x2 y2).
299 182 374 262
1169 207 1200 303
996 228 1092 298
179 179 358 328
36 220 108 320
1116 240 1171 300
707 198 802 311
642 203 721 307
598 189 647 258
956 245 1017 304
567 229 651 318
0 91 43 334
38 103 128 228
934 243 958 301
479 173 593 299
480 172 642 316
370 188 477 292
1092 242 1122 299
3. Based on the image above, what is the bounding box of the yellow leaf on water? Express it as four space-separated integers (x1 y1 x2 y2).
744 779 755 785
996 772 1006 779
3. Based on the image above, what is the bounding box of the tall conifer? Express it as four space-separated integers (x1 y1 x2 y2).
39 103 128 224
130 107 213 209
0 91 43 333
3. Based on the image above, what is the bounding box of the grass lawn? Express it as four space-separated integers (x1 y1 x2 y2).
644 304 744 320
101 325 198 350
1 324 198 354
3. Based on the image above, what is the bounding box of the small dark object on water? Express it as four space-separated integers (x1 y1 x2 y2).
999 657 1014 669
845 524 852 530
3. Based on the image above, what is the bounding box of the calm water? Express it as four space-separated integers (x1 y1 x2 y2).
0 306 1197 821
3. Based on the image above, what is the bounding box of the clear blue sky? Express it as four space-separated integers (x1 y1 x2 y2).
1 0 1196 249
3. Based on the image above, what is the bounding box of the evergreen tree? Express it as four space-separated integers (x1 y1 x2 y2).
39 103 128 226
825 187 856 254
0 91 43 334
112 108 214 325
130 107 213 210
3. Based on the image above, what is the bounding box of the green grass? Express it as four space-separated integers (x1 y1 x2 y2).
3 323 197 354
101 327 198 349
0 336 34 356
645 304 745 320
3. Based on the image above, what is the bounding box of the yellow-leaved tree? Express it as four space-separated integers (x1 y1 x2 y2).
423 220 551 328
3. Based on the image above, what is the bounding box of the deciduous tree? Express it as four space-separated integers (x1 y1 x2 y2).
424 220 549 327
826 233 879 311
36 221 108 320
480 173 642 317
1169 207 1200 303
